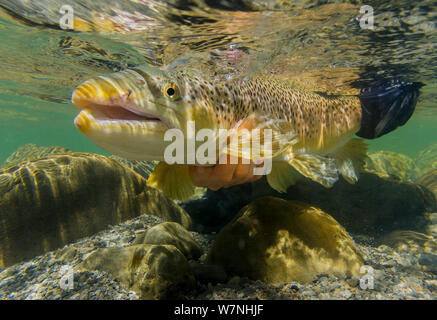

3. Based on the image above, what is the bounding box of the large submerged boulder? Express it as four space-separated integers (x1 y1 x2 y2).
0 152 191 267
134 222 202 260
285 172 435 235
207 197 364 284
1 143 72 168
109 155 157 179
77 244 196 299
379 230 437 253
365 150 420 181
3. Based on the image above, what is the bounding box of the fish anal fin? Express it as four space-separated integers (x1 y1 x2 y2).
333 138 368 184
288 153 339 188
147 162 196 201
266 162 300 193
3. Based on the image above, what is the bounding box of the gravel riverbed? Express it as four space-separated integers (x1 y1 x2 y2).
0 214 435 300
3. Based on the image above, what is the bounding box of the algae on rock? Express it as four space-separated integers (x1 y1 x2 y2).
135 222 202 260
415 143 437 175
207 196 364 284
1 143 72 168
0 153 192 267
77 244 195 299
365 150 420 181
416 169 437 201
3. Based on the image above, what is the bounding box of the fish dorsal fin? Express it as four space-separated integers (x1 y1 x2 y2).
287 152 339 188
147 161 196 201
266 161 300 193
222 113 298 161
333 138 368 184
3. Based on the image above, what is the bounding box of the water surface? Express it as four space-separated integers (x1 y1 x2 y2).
0 0 436 161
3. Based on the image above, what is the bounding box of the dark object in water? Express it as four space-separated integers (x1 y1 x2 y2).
356 79 424 139
183 172 435 235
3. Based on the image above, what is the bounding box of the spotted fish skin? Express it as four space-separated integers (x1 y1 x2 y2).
71 65 421 199
230 78 362 153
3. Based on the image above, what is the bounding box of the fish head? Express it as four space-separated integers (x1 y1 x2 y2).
71 64 214 161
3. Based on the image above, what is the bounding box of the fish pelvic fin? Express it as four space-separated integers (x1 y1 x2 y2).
266 162 301 193
287 152 339 188
147 162 196 201
333 138 368 184
356 79 423 139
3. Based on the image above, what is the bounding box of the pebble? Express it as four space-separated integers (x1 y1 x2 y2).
0 213 436 300
418 253 437 272
424 280 437 292
227 276 241 287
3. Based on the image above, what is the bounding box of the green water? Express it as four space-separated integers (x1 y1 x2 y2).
0 93 108 163
0 0 436 162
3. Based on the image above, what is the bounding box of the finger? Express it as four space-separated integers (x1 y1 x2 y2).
189 165 215 187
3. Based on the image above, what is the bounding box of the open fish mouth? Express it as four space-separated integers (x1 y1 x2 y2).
71 81 171 134
70 77 173 161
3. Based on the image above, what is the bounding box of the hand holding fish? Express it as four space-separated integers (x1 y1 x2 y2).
188 154 263 190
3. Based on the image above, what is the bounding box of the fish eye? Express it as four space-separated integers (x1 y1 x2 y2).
164 83 180 100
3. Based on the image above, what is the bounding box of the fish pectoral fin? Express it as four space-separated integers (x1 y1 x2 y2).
288 153 339 188
223 113 298 161
147 162 196 201
333 138 368 184
266 162 300 193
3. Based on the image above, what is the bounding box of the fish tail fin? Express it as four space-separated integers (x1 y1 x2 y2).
356 79 423 139
147 162 196 201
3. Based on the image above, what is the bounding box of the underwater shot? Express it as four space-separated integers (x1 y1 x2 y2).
1 0 437 303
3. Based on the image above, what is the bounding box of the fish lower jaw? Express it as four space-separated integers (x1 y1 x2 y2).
74 109 168 135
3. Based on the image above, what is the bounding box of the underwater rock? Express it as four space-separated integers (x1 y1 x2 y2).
134 222 202 260
188 261 228 284
184 172 435 235
110 156 207 201
181 179 283 233
207 197 364 284
415 143 437 175
416 169 437 200
284 172 435 235
0 153 192 267
365 150 420 181
77 244 195 299
109 155 157 178
427 212 437 237
1 143 72 168
418 252 437 272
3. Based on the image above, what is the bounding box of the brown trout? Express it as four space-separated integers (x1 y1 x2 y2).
71 64 422 200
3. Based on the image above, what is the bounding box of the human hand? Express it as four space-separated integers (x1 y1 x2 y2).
188 154 263 191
